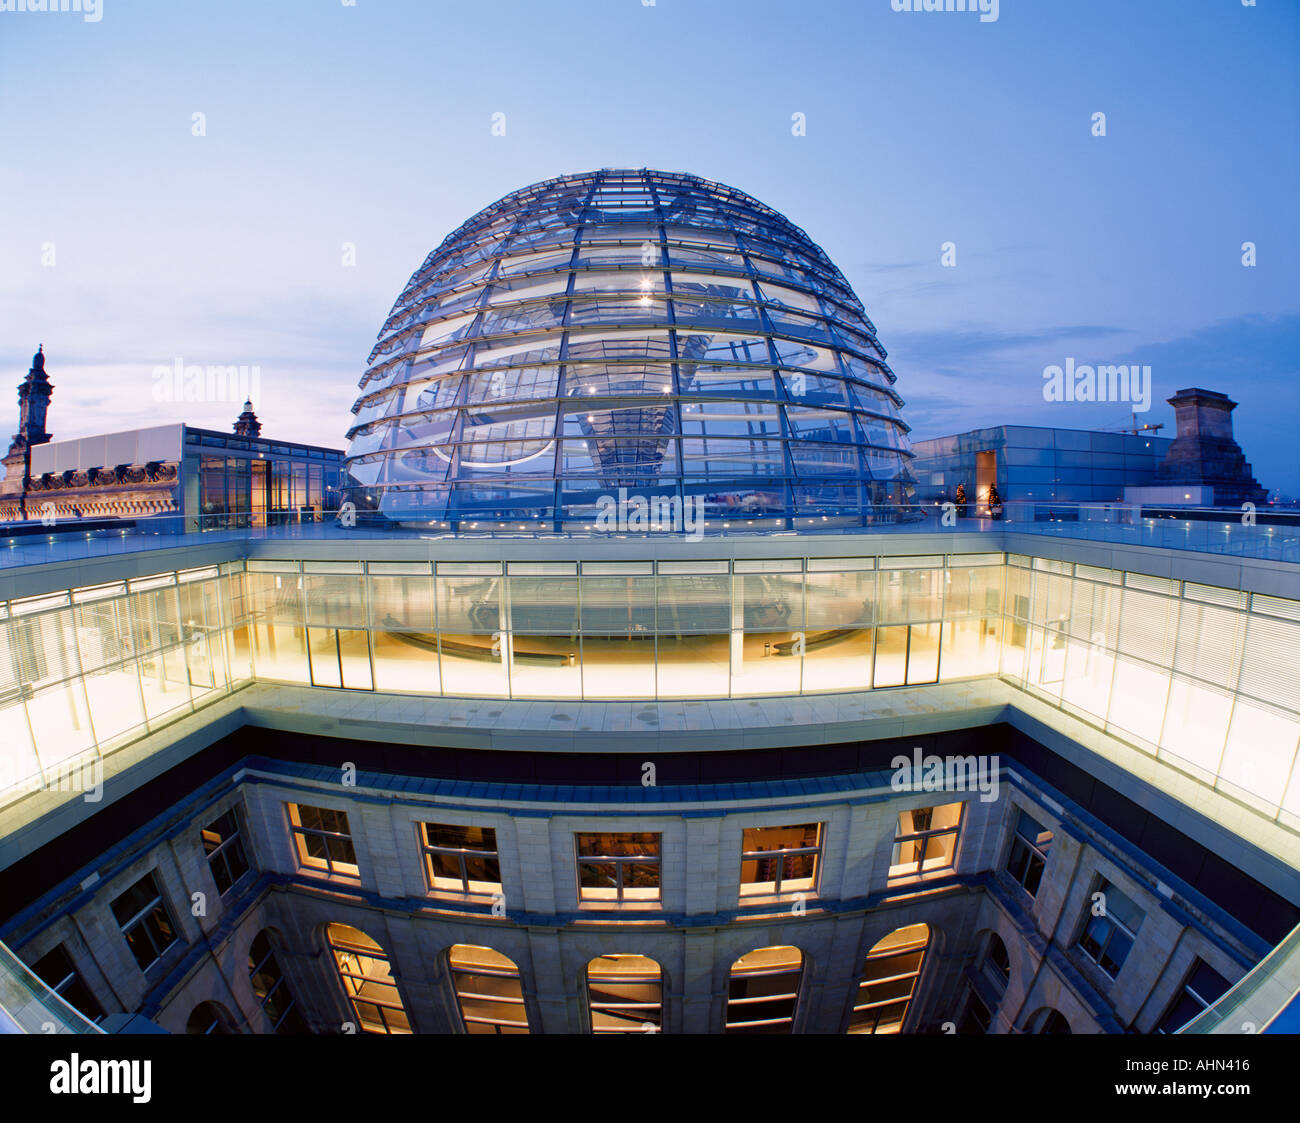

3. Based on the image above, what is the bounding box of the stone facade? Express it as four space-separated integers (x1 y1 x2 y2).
0 348 183 523
4 756 1260 1035
0 461 181 523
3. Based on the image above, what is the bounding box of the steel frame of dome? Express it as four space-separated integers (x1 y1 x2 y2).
345 168 917 532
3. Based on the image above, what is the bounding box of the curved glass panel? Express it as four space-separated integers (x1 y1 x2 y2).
346 169 916 530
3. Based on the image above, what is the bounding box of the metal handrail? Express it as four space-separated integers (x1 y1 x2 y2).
0 501 1296 571
1179 921 1300 1035
0 938 104 1034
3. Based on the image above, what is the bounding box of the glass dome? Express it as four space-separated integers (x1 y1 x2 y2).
345 168 916 532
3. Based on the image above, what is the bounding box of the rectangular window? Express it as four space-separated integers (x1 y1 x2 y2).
1078 879 1144 979
1157 959 1231 1033
575 832 661 903
889 803 963 878
110 871 178 972
1006 809 1053 897
31 945 103 1022
201 808 250 896
287 804 359 878
422 824 501 895
739 823 822 897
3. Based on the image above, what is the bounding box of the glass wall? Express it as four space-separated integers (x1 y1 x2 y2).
1002 555 1300 825
234 553 1002 704
0 564 242 808
910 426 1172 506
2 549 1297 831
191 448 346 530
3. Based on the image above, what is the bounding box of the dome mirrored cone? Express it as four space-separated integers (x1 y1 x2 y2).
345 169 917 532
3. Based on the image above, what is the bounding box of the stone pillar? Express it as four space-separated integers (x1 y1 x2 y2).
1154 387 1267 505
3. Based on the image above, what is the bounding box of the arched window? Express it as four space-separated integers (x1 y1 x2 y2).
848 924 930 1034
986 933 1011 992
326 923 410 1034
725 945 803 1034
586 954 662 1033
186 1000 235 1035
1028 1007 1071 1034
248 929 307 1033
448 944 529 1034
958 988 992 1034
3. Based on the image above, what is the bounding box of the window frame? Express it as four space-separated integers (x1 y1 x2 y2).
110 870 178 974
1031 1008 1071 1034
848 925 930 1035
201 807 251 897
985 934 1011 993
448 945 530 1034
327 927 411 1035
586 954 664 1034
420 823 502 896
959 987 992 1034
1006 808 1053 898
1077 878 1143 980
725 946 804 1034
574 832 662 904
889 802 964 879
738 822 823 898
186 1001 233 1035
248 930 306 1034
286 803 359 879
31 944 104 1023
1156 957 1232 1034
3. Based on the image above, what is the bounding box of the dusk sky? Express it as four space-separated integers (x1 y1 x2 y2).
2 0 1297 492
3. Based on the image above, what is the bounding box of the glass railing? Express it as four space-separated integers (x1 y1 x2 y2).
0 502 1296 571
1179 921 1300 1034
0 938 104 1034
1000 503 1300 561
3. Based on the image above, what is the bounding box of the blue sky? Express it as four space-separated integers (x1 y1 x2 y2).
2 0 1297 492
